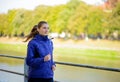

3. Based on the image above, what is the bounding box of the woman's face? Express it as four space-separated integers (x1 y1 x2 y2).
37 23 49 36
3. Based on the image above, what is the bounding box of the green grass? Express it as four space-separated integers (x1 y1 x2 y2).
54 48 120 60
0 43 120 60
0 43 27 56
1 42 120 68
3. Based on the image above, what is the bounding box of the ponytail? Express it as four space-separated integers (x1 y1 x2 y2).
23 25 38 42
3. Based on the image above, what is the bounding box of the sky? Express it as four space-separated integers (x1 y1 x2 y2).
0 0 105 13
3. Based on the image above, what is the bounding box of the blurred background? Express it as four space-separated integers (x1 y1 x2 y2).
0 0 120 82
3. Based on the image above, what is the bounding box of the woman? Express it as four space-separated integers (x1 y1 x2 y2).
24 21 56 82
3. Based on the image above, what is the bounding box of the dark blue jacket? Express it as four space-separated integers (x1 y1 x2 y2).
26 34 55 79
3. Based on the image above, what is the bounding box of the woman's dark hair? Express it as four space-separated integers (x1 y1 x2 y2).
24 21 47 42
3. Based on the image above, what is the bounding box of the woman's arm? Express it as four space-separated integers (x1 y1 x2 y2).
50 40 56 66
26 41 44 68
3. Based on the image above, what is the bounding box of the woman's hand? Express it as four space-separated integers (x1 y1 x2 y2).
44 54 51 62
52 65 56 71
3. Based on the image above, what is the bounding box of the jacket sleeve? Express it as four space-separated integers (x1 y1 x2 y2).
52 55 55 66
51 40 56 66
26 41 44 68
52 60 56 66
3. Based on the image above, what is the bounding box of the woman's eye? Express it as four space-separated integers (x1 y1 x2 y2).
43 27 49 29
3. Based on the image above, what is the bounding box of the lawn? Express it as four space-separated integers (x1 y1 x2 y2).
0 41 120 68
0 42 120 60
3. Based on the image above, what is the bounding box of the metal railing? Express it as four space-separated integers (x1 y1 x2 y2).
0 54 120 82
0 54 120 72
